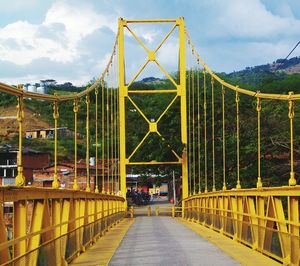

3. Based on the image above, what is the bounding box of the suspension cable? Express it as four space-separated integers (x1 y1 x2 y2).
288 92 296 186
52 100 59 188
256 95 262 188
192 64 196 195
110 75 114 194
203 70 208 193
188 55 192 195
117 68 120 194
95 87 99 193
211 76 216 192
15 86 25 186
184 29 300 101
101 80 105 193
235 91 241 189
222 85 226 191
86 94 91 192
106 73 110 194
73 98 79 190
197 64 201 193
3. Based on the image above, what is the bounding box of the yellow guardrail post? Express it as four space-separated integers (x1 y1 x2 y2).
156 206 159 216
148 206 151 216
130 206 134 218
172 206 175 218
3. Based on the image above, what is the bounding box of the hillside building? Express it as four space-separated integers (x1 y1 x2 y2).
0 145 50 185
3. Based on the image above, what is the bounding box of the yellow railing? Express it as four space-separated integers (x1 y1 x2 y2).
0 21 122 266
0 187 125 265
127 205 182 218
1 16 300 265
183 27 300 265
183 188 300 265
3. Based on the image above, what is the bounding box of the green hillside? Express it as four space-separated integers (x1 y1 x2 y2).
1 60 300 188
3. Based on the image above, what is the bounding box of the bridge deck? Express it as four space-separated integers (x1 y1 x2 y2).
70 216 281 266
109 217 240 266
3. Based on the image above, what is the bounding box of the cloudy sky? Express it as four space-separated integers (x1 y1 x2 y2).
0 0 299 85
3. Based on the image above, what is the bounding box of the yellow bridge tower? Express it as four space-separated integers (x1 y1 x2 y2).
118 18 188 202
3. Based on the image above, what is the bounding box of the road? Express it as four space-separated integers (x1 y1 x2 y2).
109 217 240 266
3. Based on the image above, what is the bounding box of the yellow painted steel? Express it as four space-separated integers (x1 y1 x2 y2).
183 188 300 265
184 30 300 100
211 77 216 192
27 200 44 265
180 218 281 266
52 100 59 188
203 71 208 193
128 89 178 94
85 94 91 192
288 92 296 186
192 66 196 195
73 98 79 190
235 91 241 189
188 65 192 195
1 16 300 266
101 80 106 193
256 96 262 188
95 88 99 193
106 84 110 194
183 27 300 265
185 28 299 189
221 85 226 191
69 219 134 266
113 89 116 194
13 200 26 259
15 86 25 186
118 18 126 199
115 89 118 193
179 17 188 202
197 67 201 193
110 86 114 194
118 17 188 203
0 187 124 265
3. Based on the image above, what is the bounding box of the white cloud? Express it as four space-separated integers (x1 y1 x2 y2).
209 0 300 39
198 40 297 73
0 0 299 86
94 53 113 75
0 0 41 12
157 38 179 70
0 1 116 66
44 2 115 41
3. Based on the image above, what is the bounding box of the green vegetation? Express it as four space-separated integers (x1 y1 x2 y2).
1 67 300 189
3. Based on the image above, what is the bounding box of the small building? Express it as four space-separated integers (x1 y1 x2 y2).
0 145 50 185
25 127 74 139
33 158 119 191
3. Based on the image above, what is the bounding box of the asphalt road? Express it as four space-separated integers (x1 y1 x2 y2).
109 217 240 266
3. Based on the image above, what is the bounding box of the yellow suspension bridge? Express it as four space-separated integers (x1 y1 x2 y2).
0 18 299 266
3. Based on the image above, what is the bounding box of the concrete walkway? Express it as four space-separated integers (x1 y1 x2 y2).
109 217 240 266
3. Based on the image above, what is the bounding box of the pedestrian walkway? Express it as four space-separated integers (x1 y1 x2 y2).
109 217 240 266
70 219 134 266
